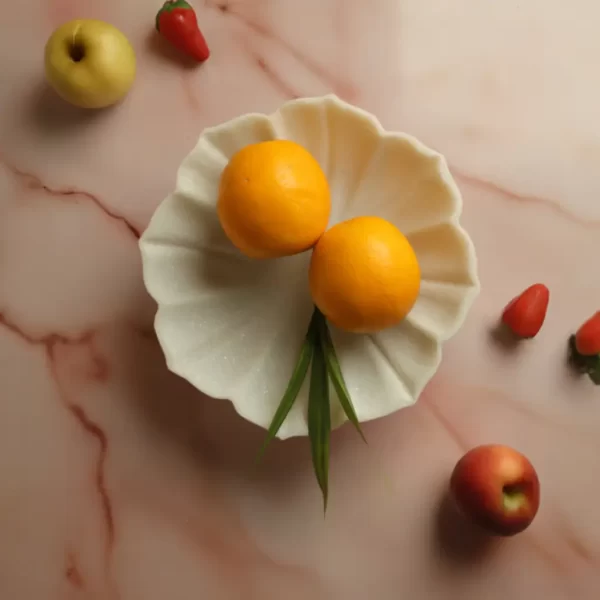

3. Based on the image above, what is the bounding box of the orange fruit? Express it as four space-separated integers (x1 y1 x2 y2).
217 140 331 259
309 216 421 333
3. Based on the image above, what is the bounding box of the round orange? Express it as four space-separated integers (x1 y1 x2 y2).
309 216 421 333
217 140 331 259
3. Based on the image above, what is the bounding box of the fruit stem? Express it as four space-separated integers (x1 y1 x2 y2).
69 24 85 62
502 483 526 512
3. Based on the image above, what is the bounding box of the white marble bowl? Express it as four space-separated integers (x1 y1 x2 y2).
140 95 480 439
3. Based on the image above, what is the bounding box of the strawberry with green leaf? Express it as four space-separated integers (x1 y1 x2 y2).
569 311 600 385
156 1 210 62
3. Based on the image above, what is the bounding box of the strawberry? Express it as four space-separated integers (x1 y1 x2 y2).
569 311 600 385
156 1 210 63
501 283 549 339
574 311 600 356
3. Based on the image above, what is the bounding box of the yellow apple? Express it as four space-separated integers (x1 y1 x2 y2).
44 19 137 109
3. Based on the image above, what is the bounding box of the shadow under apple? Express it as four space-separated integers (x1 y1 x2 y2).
29 80 113 135
433 490 498 566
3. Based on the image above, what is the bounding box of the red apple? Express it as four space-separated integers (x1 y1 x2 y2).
450 444 540 536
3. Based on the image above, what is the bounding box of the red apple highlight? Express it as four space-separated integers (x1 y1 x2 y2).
450 444 540 536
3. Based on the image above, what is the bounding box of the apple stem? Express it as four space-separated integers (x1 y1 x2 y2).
67 23 85 62
502 484 526 512
69 42 85 62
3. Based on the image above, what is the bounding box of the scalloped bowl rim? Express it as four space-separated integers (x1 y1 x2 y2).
141 94 480 438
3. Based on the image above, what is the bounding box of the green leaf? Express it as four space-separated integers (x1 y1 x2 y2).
587 356 600 385
589 367 600 385
255 312 318 464
316 311 367 443
308 332 331 512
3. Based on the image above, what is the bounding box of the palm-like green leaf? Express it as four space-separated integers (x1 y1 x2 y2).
308 332 331 511
256 307 367 511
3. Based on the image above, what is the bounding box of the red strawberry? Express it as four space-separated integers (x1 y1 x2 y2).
501 283 549 338
574 311 600 356
156 0 210 63
569 312 600 385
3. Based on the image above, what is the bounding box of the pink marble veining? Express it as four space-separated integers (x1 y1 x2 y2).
1 1 599 598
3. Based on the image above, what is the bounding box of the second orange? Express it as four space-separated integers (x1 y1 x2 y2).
309 216 421 333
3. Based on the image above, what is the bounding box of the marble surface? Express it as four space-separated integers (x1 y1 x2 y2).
1 1 599 598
